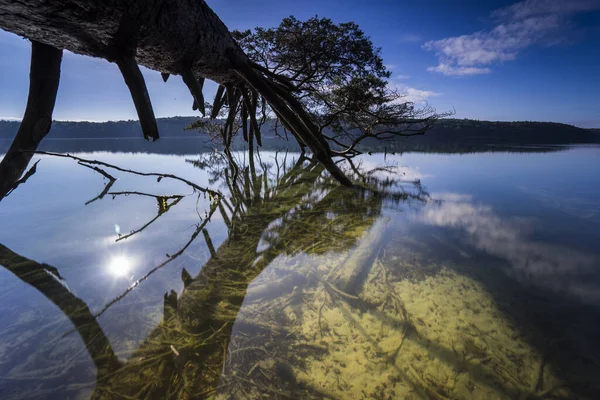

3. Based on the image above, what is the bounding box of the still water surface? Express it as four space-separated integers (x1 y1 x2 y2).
1 147 599 399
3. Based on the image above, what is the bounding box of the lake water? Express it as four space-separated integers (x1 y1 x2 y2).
1 146 599 399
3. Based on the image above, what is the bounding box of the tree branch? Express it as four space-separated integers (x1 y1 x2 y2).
116 54 159 141
0 41 62 201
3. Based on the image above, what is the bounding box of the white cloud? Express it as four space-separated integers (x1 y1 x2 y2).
424 0 600 75
427 64 492 76
403 87 441 103
418 193 600 304
388 81 441 104
389 83 441 104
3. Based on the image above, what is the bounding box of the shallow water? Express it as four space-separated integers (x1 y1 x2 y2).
0 147 599 399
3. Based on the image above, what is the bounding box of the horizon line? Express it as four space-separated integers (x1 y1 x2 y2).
0 116 598 129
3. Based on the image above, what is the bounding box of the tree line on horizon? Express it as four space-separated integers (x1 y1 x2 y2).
1 117 597 152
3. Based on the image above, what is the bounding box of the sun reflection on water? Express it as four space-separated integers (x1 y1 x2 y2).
107 255 133 278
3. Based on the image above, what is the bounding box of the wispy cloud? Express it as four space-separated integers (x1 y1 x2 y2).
426 64 491 76
424 0 600 76
398 33 423 43
387 74 439 103
419 193 600 304
491 0 600 20
386 66 441 103
403 87 441 103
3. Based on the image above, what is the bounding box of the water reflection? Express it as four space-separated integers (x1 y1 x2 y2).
106 255 134 278
420 193 600 305
0 150 428 399
0 243 122 390
1 149 599 399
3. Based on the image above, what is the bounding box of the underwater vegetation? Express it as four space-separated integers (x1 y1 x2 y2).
0 151 599 399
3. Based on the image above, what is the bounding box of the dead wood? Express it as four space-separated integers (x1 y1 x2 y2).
0 41 62 200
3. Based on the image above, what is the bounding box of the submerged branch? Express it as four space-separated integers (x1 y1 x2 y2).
114 196 184 242
29 151 222 197
92 200 220 320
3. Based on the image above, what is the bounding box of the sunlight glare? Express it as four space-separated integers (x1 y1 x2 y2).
107 255 132 278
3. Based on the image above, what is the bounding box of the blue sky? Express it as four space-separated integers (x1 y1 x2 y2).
0 0 599 127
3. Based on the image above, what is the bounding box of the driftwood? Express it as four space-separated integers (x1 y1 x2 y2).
0 0 354 194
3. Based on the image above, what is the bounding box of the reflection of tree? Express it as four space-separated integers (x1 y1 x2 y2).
0 151 428 399
112 193 184 242
0 244 121 381
86 151 429 399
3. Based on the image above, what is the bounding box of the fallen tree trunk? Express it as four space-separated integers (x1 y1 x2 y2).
0 0 354 187
0 0 245 85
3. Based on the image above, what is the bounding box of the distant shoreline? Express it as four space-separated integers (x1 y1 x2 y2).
1 117 598 155
1 117 598 130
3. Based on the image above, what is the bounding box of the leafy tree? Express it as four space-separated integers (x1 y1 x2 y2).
194 15 447 159
1 2 446 189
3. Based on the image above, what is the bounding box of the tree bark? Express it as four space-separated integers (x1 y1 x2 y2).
0 0 354 186
0 41 62 200
0 0 247 85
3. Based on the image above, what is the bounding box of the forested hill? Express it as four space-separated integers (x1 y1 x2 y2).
357 119 600 152
0 117 201 139
0 117 598 154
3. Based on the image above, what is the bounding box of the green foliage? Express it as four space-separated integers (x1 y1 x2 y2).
233 16 443 155
234 16 389 89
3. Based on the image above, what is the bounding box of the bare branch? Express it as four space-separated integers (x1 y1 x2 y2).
76 161 116 181
4 159 40 198
116 55 159 141
0 41 62 201
92 200 220 320
181 67 206 116
211 85 227 119
30 151 222 197
114 195 184 242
